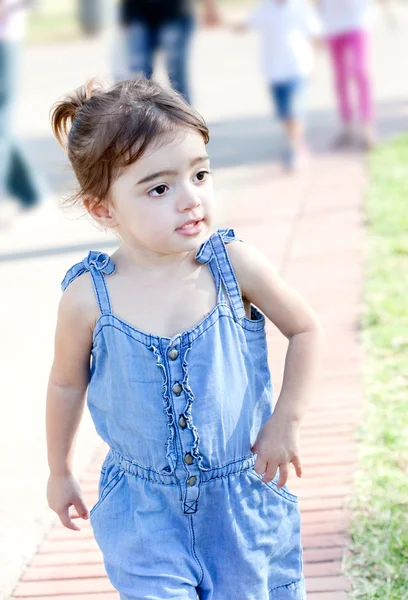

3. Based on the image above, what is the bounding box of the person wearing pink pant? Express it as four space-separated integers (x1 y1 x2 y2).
319 0 394 150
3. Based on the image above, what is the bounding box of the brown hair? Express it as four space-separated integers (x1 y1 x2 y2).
51 78 210 208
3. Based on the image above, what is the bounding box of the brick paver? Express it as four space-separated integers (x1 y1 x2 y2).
10 149 365 599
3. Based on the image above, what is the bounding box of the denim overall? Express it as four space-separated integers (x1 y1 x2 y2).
62 229 305 600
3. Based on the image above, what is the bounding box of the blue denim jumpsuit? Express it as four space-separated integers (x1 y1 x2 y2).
62 229 306 600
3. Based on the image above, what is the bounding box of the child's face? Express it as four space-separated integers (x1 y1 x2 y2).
104 129 216 255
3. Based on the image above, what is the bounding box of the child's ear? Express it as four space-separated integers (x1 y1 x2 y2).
84 197 118 229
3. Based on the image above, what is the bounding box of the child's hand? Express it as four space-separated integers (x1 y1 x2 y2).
251 417 302 488
47 473 89 531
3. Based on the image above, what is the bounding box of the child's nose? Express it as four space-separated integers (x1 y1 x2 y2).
177 188 201 212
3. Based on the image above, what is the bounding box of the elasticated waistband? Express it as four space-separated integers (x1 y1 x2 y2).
200 454 256 483
108 449 256 486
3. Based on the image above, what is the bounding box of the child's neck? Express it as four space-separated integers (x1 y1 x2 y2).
114 243 195 276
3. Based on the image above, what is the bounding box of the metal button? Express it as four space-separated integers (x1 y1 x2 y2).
187 476 197 486
172 382 182 395
178 415 187 429
184 453 194 465
168 349 179 361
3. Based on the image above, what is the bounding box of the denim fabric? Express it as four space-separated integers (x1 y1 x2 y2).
125 16 194 102
62 229 305 599
269 78 306 121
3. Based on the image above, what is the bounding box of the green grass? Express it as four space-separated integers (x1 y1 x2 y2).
345 136 408 599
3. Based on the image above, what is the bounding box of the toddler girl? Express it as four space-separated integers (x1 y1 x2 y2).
46 77 324 599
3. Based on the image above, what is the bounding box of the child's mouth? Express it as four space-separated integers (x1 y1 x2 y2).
176 219 203 236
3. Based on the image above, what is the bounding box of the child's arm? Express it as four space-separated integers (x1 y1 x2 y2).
303 1 325 47
46 277 95 530
229 242 325 488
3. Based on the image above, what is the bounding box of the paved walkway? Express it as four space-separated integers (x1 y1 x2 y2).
9 151 366 600
2 8 408 600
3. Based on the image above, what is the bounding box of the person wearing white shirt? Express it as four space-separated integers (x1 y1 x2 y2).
231 0 322 170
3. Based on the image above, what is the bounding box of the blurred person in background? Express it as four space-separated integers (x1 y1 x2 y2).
116 0 220 103
318 0 396 150
229 0 323 171
0 0 45 228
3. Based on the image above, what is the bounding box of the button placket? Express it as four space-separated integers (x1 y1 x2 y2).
167 343 190 444
183 470 200 513
167 342 201 513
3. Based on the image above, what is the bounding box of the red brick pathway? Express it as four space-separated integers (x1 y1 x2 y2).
12 153 365 599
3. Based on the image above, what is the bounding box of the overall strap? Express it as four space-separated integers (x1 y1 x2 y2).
61 251 116 315
196 228 246 321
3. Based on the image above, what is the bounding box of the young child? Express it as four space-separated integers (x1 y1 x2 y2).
318 0 395 150
46 77 324 599
231 0 322 170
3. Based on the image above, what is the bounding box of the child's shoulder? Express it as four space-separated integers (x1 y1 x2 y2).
59 261 100 326
227 235 270 265
227 236 276 288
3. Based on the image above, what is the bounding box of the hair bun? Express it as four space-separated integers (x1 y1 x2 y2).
50 79 103 148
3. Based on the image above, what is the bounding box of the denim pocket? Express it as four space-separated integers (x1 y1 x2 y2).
269 578 306 598
248 469 298 503
90 466 125 517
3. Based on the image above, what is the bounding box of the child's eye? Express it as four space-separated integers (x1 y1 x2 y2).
148 184 169 197
193 170 210 183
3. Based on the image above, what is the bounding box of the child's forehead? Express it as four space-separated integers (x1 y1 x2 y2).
131 130 208 170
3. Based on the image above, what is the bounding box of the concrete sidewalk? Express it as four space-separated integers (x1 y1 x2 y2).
1 8 408 600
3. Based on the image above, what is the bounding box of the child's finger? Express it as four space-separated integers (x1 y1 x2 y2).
73 498 90 520
261 463 278 484
291 456 303 478
59 507 80 531
276 463 289 488
69 510 87 520
254 457 267 476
